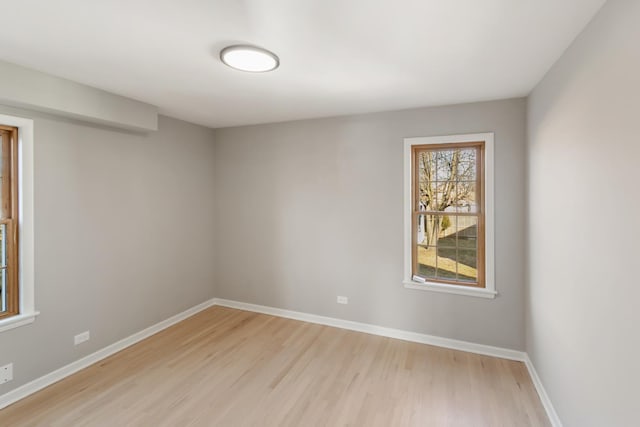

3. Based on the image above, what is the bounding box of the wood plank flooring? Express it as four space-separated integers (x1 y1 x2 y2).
0 306 550 426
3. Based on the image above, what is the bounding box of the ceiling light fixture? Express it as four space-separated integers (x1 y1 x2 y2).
220 45 279 73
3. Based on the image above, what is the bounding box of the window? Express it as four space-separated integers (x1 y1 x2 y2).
0 114 36 332
0 125 18 319
403 133 495 298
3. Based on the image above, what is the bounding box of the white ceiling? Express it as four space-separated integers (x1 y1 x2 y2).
0 0 605 128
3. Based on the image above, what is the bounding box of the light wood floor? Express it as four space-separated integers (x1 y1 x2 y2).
0 306 550 426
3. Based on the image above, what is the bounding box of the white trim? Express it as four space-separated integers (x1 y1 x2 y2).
0 113 36 326
524 354 563 427
213 298 523 361
0 311 39 333
403 280 496 298
403 132 495 298
0 298 216 410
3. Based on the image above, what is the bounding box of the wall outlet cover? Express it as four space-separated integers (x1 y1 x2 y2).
74 331 90 346
0 363 13 384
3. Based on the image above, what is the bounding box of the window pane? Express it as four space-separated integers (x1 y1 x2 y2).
417 151 435 211
424 180 441 211
457 217 478 250
430 214 456 278
436 151 453 181
420 178 458 213
436 263 457 280
418 148 481 213
434 244 457 279
456 148 477 181
418 214 457 247
436 215 457 248
417 245 436 279
457 249 478 282
435 181 456 212
455 181 478 212
416 214 479 283
416 214 426 246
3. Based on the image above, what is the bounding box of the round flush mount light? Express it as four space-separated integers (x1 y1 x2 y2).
220 45 279 73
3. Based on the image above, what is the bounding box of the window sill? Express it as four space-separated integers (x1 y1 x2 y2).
0 311 40 333
403 280 497 299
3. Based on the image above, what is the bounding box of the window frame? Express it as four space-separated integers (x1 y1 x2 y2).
403 133 496 299
0 113 37 333
0 125 19 319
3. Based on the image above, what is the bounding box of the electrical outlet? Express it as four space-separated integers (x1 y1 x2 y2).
337 296 348 305
0 363 13 384
74 331 90 346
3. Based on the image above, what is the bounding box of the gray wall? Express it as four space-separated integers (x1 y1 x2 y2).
527 1 640 425
214 98 527 350
0 107 216 394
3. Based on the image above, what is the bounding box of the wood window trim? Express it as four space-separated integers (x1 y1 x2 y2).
0 125 19 319
411 141 485 288
0 113 37 333
403 133 496 299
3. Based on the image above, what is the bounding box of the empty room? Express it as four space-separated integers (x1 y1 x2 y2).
0 0 637 426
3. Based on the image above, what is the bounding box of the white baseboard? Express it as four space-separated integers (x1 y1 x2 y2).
0 296 561 427
523 354 563 427
212 298 526 361
0 298 217 411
